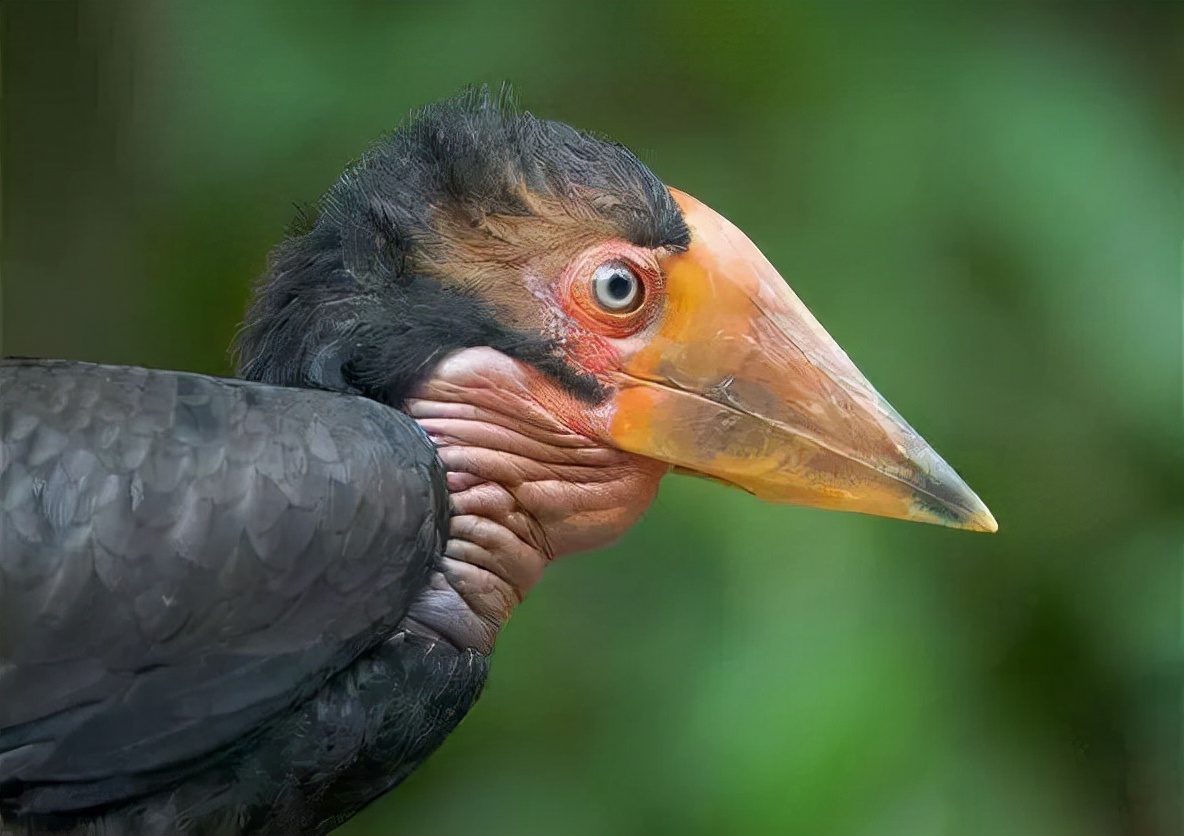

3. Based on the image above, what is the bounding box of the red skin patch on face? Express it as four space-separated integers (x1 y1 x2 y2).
543 239 665 382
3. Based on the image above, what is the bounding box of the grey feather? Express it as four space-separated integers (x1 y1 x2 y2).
0 360 448 801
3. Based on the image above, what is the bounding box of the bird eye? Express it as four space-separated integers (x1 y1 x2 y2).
591 262 642 313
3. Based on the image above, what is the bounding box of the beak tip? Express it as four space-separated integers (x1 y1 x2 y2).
961 507 999 533
949 480 998 533
908 449 998 534
939 490 998 533
914 499 997 533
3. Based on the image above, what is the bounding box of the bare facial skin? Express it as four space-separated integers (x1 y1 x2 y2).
403 347 667 652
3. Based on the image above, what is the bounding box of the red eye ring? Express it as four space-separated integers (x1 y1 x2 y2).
562 244 661 338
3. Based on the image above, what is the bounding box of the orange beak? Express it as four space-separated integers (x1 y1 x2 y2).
605 189 997 532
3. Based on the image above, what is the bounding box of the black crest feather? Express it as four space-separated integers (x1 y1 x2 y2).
235 86 687 407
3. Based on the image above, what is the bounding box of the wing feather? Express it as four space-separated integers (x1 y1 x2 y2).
0 360 447 788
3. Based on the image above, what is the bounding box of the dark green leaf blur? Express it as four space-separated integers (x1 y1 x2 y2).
3 2 1181 835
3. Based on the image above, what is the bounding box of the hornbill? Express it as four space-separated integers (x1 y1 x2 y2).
0 92 996 835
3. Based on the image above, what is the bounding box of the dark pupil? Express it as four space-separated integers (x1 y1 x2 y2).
606 272 633 300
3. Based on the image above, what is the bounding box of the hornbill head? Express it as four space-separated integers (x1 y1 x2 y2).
237 90 995 587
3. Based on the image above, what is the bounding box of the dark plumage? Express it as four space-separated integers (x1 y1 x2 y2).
236 89 687 405
0 361 482 833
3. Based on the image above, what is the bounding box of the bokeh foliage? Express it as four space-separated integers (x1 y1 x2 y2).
3 2 1181 835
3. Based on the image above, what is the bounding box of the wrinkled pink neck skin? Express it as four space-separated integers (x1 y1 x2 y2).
402 347 667 652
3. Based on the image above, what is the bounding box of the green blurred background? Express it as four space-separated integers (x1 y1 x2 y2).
3 2 1181 835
